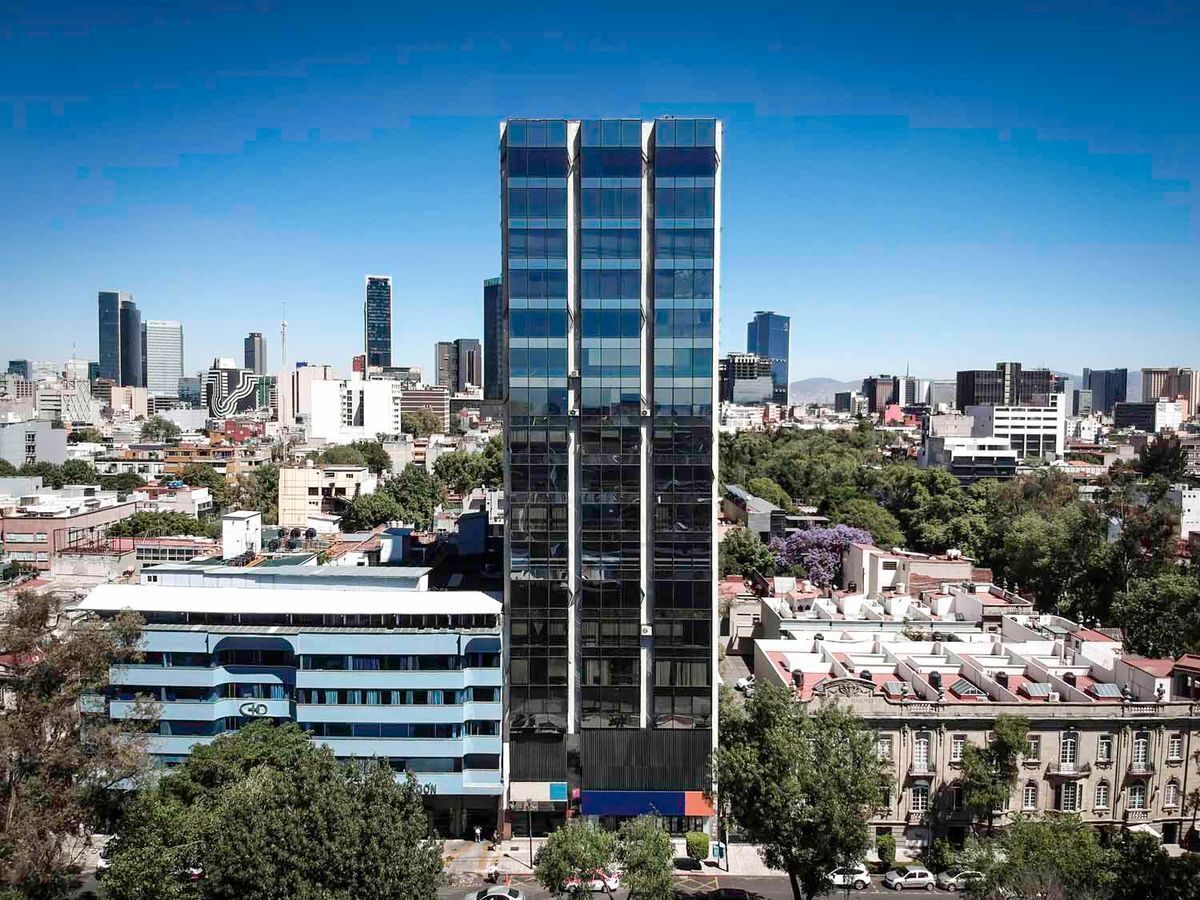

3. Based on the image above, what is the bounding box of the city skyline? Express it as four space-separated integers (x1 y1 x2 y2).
3 3 1197 381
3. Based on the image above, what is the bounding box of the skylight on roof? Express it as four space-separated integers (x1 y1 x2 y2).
1089 682 1123 698
1021 682 1052 697
950 678 986 697
882 681 907 697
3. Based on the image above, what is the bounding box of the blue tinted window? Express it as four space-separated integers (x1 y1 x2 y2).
656 148 717 178
581 148 641 178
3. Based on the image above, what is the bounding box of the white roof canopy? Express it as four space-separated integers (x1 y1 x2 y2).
78 584 500 617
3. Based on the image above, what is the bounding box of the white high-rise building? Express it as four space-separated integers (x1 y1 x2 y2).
142 320 185 398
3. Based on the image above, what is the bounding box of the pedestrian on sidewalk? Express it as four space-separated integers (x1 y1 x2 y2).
474 825 482 844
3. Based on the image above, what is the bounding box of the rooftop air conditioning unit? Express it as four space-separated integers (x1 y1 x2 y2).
1047 691 1061 703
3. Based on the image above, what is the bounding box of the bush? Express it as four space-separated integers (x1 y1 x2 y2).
876 832 896 869
925 837 954 873
684 831 709 861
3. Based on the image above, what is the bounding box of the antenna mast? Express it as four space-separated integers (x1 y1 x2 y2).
280 302 288 373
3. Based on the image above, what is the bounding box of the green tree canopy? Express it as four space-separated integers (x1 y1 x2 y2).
716 684 889 900
177 462 229 510
107 511 220 539
534 819 617 897
0 459 17 476
68 427 106 444
433 444 501 494
718 526 776 578
61 459 99 485
1112 572 1200 658
958 714 1029 833
401 410 443 438
616 816 674 899
318 444 368 467
827 497 904 549
102 722 445 900
961 814 1112 900
1139 435 1188 481
0 592 153 897
139 416 182 443
340 490 403 531
348 440 391 474
746 476 794 512
381 466 446 530
99 472 147 493
17 461 65 488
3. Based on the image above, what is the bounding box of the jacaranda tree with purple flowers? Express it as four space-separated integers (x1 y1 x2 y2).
771 524 872 588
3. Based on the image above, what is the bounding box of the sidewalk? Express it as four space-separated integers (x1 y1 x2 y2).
442 838 789 879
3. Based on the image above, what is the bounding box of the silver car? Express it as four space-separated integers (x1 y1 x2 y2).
464 889 524 900
936 867 983 891
883 864 935 890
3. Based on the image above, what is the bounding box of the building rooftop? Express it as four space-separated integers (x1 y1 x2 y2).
79 583 500 617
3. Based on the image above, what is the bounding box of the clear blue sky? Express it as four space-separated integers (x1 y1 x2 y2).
1 1 1196 381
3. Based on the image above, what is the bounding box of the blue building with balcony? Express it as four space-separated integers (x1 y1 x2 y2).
79 583 503 837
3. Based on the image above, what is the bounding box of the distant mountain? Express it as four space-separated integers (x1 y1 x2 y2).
789 377 860 404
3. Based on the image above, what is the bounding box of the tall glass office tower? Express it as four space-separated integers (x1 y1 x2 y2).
143 320 184 397
501 118 719 836
364 275 392 367
746 310 790 403
483 277 504 400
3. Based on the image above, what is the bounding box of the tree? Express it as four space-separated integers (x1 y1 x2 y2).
401 410 443 438
382 466 446 530
229 463 279 524
68 427 105 444
959 714 1029 833
349 440 391 474
102 722 445 900
17 462 64 488
1109 830 1200 900
961 814 1112 900
684 831 709 862
0 592 154 897
716 683 889 900
58 459 98 485
433 450 487 494
340 490 403 531
177 462 228 510
98 472 146 493
719 526 776 578
771 525 871 588
1112 572 1200 657
139 416 181 443
746 476 794 512
827 498 904 550
319 444 368 467
107 512 219 539
616 816 673 900
1139 435 1188 481
0 459 16 476
534 819 617 897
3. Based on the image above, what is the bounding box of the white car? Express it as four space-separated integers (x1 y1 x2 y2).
883 865 935 890
566 870 620 893
828 863 872 890
734 674 756 692
465 889 524 900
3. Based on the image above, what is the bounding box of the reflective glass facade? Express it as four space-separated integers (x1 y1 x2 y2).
98 291 123 382
483 277 504 400
502 118 719 817
746 311 790 403
364 275 392 367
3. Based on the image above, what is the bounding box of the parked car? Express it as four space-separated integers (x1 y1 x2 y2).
828 862 873 890
565 870 620 892
883 864 935 890
708 890 753 900
465 889 524 900
735 674 756 692
936 867 984 891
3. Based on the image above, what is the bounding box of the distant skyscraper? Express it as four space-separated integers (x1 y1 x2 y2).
7 360 30 380
244 332 266 376
1140 366 1197 415
142 321 184 397
483 277 503 400
501 117 720 832
97 291 131 382
364 275 392 368
861 375 899 414
1082 367 1127 415
746 311 790 403
118 296 143 387
434 341 456 390
435 338 482 393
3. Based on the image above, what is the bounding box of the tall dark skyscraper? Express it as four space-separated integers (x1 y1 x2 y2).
435 338 482 392
244 332 266 376
364 275 392 368
1082 367 1128 415
99 291 144 387
746 310 790 403
502 117 719 835
483 277 503 400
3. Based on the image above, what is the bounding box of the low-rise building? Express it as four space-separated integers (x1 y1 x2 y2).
1167 483 1200 541
967 394 1066 461
0 415 68 467
79 582 502 836
0 481 135 570
277 462 379 528
131 482 214 518
748 614 1200 849
920 435 1019 484
1114 401 1184 433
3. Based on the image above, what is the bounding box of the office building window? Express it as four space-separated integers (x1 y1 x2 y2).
1094 781 1110 810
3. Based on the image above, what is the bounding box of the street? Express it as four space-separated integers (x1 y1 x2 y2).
440 875 922 898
